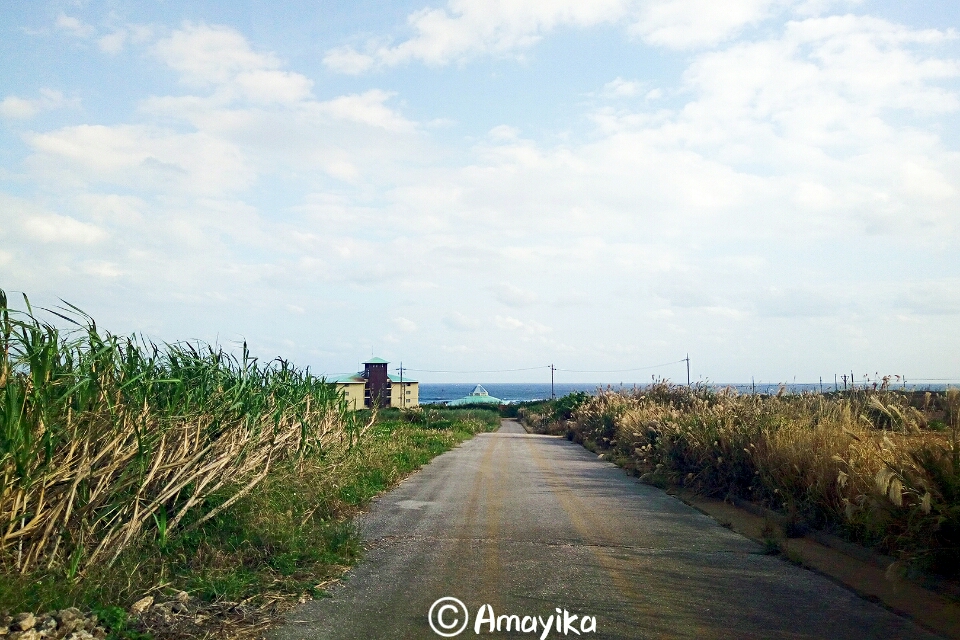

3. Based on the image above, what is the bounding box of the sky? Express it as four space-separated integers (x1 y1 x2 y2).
1 0 958 385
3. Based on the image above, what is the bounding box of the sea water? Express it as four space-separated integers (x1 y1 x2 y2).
419 382 950 404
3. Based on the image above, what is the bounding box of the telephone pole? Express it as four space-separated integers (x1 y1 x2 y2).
685 354 690 388
550 364 555 399
397 362 405 408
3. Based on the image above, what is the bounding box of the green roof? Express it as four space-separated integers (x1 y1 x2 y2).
327 373 365 384
448 385 501 405
388 373 418 383
364 357 389 364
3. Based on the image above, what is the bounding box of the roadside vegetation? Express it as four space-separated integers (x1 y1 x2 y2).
0 290 498 637
521 384 960 578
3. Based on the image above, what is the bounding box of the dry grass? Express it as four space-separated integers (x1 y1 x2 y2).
532 384 960 576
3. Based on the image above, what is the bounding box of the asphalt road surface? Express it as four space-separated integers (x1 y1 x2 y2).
272 420 940 640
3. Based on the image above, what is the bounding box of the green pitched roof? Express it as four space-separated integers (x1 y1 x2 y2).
388 373 418 383
364 357 389 364
327 373 365 384
448 384 501 405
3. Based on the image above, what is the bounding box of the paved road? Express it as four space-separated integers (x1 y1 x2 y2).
272 421 940 639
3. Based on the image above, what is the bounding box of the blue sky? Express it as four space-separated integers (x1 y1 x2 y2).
1 0 958 384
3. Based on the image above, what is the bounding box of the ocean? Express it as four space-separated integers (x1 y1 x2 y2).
419 383 603 405
420 382 951 404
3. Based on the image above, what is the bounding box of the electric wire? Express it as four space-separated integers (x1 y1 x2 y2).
555 359 687 373
401 365 552 374
400 360 688 375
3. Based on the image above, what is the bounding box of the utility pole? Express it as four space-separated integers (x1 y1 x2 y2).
685 354 691 388
398 362 405 408
819 376 823 394
550 364 555 399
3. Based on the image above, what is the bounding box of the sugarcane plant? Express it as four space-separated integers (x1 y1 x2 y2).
0 290 346 575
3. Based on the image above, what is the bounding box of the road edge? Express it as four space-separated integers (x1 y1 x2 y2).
517 419 960 640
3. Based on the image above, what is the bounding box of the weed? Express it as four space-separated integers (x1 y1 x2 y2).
760 522 781 555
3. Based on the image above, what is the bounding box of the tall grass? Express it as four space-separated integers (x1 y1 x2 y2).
528 385 960 576
0 290 351 576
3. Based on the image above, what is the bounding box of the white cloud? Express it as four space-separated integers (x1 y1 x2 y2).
21 213 106 244
154 23 278 86
792 0 867 18
98 24 154 54
322 46 376 75
756 286 854 317
494 283 539 307
324 160 360 182
24 124 252 196
74 193 145 224
0 96 38 119
0 89 73 120
313 90 415 132
394 317 418 332
144 25 415 136
98 31 126 54
233 70 313 104
894 281 960 316
152 23 313 105
56 14 95 39
652 280 723 309
322 0 634 71
488 124 520 140
81 261 123 278
495 315 551 335
603 77 644 98
378 0 630 67
631 0 778 49
443 312 481 331
578 14 960 236
324 0 798 71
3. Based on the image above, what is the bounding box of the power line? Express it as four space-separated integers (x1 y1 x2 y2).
404 359 690 375
401 365 552 374
555 359 687 374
